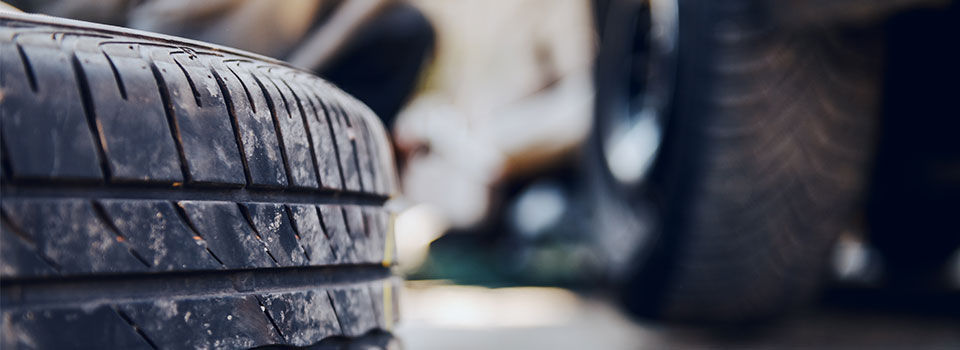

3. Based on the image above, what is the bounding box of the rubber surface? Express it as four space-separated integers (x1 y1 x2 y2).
0 12 399 349
600 0 884 322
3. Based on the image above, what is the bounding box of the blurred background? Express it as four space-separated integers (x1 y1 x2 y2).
11 0 960 348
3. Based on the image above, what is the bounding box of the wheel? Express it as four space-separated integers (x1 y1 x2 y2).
0 12 399 349
591 0 885 322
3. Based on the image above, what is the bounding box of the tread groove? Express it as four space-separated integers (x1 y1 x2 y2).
172 57 202 107
91 200 152 268
204 247 226 267
1 138 13 179
14 41 37 92
1 264 390 309
2 182 387 205
0 209 62 272
237 203 281 266
101 50 127 99
71 53 112 181
0 209 35 246
339 206 354 238
171 201 225 267
327 291 348 336
114 307 160 350
350 138 366 192
312 97 349 189
333 102 366 192
266 77 293 118
282 205 314 263
226 65 257 113
250 72 295 186
360 121 384 195
282 79 325 189
149 62 192 183
255 295 287 341
314 205 339 260
210 68 253 186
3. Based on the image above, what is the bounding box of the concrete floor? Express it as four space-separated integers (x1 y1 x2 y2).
395 282 960 349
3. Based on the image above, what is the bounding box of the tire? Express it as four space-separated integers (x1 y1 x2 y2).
593 0 885 322
0 12 400 349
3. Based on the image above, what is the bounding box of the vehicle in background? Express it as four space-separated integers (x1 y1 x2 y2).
590 0 960 322
406 0 960 323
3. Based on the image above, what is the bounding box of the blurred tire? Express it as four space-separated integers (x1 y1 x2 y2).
592 0 885 322
0 12 399 348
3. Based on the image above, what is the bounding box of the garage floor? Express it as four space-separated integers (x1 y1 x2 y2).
395 282 960 349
